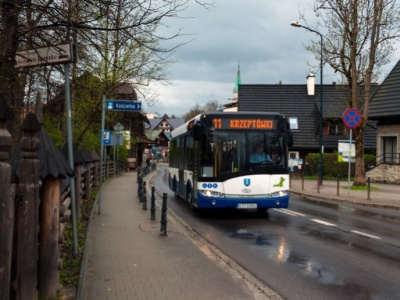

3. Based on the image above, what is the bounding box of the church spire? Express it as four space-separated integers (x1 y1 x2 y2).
233 63 241 101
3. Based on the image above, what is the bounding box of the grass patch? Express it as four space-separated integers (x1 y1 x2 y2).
59 187 98 296
342 185 379 191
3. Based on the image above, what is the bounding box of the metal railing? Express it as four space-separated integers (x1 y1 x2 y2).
376 153 400 166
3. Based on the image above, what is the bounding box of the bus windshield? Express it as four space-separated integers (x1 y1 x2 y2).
198 129 287 179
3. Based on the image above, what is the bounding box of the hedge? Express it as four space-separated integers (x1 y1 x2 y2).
303 152 376 179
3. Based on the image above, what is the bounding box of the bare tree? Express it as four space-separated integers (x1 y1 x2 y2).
183 100 222 121
1 0 213 148
300 0 400 185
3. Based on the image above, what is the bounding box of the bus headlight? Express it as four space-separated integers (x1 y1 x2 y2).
266 191 288 198
199 190 224 198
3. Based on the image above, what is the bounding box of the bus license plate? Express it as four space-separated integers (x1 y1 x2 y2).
237 203 257 209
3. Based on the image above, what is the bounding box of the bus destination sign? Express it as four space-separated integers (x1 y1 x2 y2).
212 118 274 130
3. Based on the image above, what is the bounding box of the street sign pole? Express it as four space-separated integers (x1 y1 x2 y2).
98 98 141 213
342 108 362 196
98 95 106 214
64 63 78 255
347 129 352 196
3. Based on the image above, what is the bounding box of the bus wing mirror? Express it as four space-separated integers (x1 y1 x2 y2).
193 123 202 140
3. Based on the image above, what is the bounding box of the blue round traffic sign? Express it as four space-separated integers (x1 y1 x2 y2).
342 108 362 129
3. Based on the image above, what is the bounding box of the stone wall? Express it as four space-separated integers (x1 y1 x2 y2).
367 164 400 184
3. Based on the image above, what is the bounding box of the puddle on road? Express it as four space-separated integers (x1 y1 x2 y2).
230 228 342 286
228 227 383 298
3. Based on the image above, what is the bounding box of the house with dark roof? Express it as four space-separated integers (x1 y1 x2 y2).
367 60 400 183
145 114 184 161
238 82 377 161
148 114 185 134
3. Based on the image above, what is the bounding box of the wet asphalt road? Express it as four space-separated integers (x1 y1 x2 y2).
151 166 400 300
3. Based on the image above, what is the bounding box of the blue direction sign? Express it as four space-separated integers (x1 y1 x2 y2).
342 108 362 129
101 130 112 145
106 100 141 111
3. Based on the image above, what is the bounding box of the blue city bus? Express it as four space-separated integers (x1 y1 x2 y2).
168 111 293 212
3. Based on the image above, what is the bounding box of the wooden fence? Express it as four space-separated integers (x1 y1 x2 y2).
0 103 119 299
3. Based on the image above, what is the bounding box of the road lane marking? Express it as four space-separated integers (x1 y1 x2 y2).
275 208 305 217
351 230 381 240
311 219 337 227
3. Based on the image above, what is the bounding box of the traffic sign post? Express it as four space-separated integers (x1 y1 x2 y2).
342 108 362 195
98 96 142 214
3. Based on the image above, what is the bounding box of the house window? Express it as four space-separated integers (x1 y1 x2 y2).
288 117 298 130
382 136 398 163
327 122 346 136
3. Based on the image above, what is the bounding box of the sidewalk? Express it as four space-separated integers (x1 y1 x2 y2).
289 177 400 210
77 171 400 300
77 171 282 300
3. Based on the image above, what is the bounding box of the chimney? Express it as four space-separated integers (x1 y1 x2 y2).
307 71 315 96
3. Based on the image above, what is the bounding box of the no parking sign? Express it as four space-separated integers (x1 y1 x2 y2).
342 108 362 129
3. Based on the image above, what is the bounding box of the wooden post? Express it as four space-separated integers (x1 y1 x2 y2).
84 163 91 200
16 113 41 300
0 93 13 300
90 151 99 187
94 160 99 187
38 177 61 298
106 159 110 177
74 164 82 221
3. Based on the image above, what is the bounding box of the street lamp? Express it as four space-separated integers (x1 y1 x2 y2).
291 21 324 184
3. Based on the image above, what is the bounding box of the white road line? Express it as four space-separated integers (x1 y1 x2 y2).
311 219 337 227
275 208 305 217
351 230 381 240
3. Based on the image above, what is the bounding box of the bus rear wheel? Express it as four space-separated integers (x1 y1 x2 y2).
186 189 196 211
173 179 179 199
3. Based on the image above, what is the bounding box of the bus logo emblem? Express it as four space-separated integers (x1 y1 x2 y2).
244 178 251 186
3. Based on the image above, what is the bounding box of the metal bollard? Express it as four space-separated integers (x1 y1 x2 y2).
137 167 141 183
367 177 371 200
142 181 147 209
337 175 340 196
160 193 168 236
137 175 142 200
150 186 156 220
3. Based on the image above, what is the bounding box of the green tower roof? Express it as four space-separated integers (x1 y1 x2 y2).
233 64 241 93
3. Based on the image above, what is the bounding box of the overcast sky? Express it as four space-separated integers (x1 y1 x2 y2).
142 0 400 119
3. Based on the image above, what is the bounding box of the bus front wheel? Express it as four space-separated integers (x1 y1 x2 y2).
257 208 269 217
